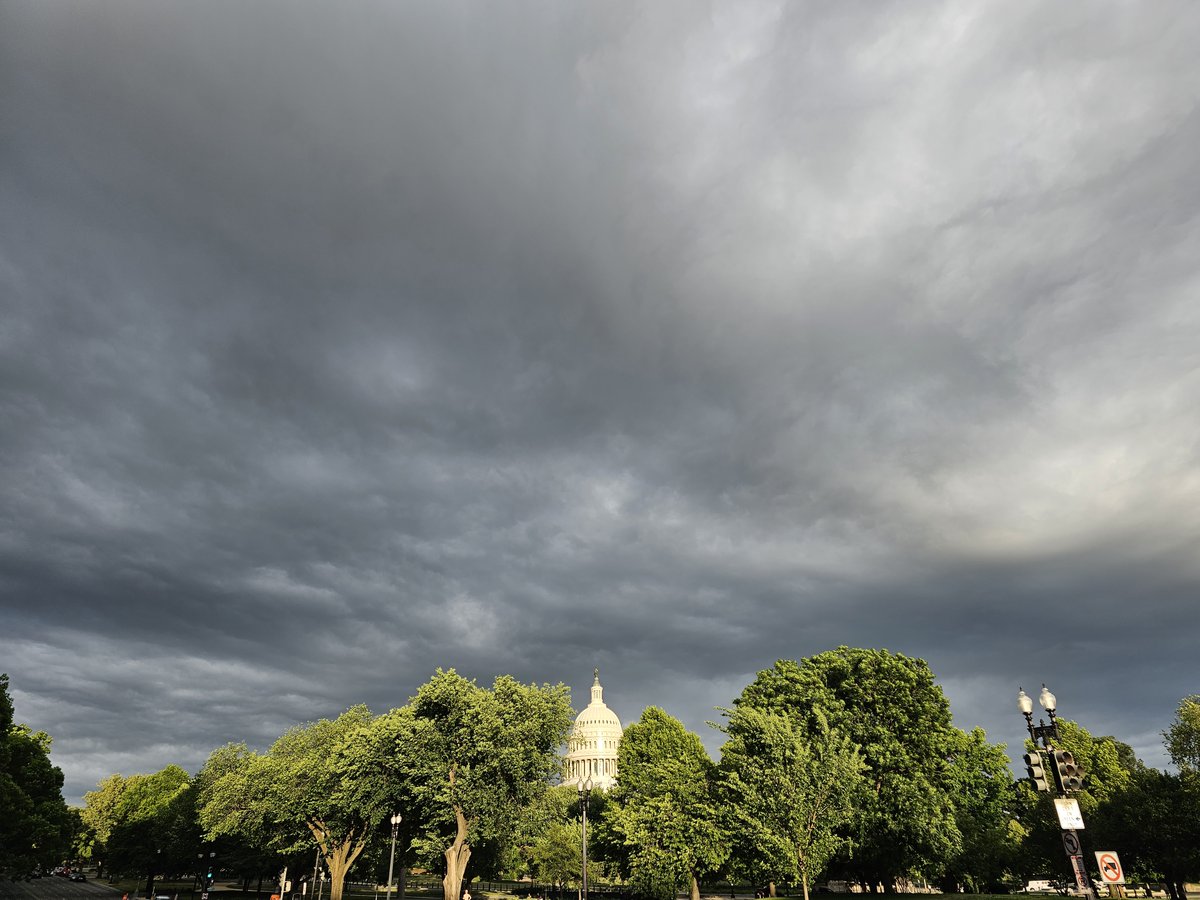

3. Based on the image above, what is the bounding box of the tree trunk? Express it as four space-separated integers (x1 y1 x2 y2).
399 866 407 900
442 804 472 900
691 875 701 900
309 821 368 900
768 882 776 897
327 851 350 900
802 872 810 900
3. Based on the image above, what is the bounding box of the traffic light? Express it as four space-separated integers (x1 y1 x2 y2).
1050 748 1083 793
1024 751 1051 792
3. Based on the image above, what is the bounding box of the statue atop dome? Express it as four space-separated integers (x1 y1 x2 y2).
565 669 622 789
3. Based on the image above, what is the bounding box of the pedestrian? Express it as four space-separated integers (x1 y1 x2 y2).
463 890 472 900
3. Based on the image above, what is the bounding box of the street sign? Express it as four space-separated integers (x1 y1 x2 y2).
1055 797 1086 829
1095 851 1125 884
1062 831 1081 856
1069 855 1090 893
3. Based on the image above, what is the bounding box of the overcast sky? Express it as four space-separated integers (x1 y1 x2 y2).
3 1 1199 806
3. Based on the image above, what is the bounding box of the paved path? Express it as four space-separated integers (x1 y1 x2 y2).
0 879 118 900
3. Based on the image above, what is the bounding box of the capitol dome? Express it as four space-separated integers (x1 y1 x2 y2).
564 669 622 789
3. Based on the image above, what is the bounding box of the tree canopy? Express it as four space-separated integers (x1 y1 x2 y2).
70 653 1200 899
198 706 377 900
341 670 574 900
96 764 197 892
717 704 863 900
0 673 75 880
604 707 726 900
1091 766 1200 900
1164 695 1200 772
734 648 965 890
939 728 1020 893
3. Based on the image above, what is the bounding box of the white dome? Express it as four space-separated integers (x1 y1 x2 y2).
564 669 622 789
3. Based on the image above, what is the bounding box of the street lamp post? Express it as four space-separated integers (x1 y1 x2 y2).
147 848 161 899
1018 685 1060 747
577 777 593 900
1015 684 1097 900
386 813 403 900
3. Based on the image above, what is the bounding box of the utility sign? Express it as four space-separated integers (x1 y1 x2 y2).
1055 797 1086 830
1096 851 1125 884
1070 855 1090 893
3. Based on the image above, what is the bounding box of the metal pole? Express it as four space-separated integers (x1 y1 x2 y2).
580 785 589 900
1020 686 1097 900
386 813 402 900
387 823 398 900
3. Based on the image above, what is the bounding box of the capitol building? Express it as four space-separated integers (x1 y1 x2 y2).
564 669 622 789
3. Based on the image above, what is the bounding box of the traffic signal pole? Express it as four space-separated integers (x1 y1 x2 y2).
1017 686 1100 900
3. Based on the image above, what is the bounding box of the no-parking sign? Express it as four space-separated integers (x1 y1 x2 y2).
1095 851 1125 884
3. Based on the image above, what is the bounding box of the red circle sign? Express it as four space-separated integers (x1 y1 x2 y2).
1099 853 1122 883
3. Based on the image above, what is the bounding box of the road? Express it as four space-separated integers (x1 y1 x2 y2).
0 879 117 900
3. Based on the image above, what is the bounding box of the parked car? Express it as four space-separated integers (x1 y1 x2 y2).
70 872 86 882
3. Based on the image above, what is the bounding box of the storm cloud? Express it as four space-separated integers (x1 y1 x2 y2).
2 1 1199 803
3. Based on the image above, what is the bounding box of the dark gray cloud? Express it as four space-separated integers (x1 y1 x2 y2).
3 1 1199 804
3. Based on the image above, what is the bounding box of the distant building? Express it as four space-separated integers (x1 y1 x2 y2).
564 669 622 789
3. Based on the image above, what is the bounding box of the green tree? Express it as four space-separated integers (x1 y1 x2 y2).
529 821 583 891
1092 767 1200 900
1164 696 1200 772
1050 720 1131 812
81 773 130 876
198 706 378 900
940 729 1019 893
102 765 194 894
735 649 963 891
1099 736 1145 776
193 743 283 892
504 783 577 885
717 705 863 900
345 670 573 900
0 674 77 879
604 707 727 900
